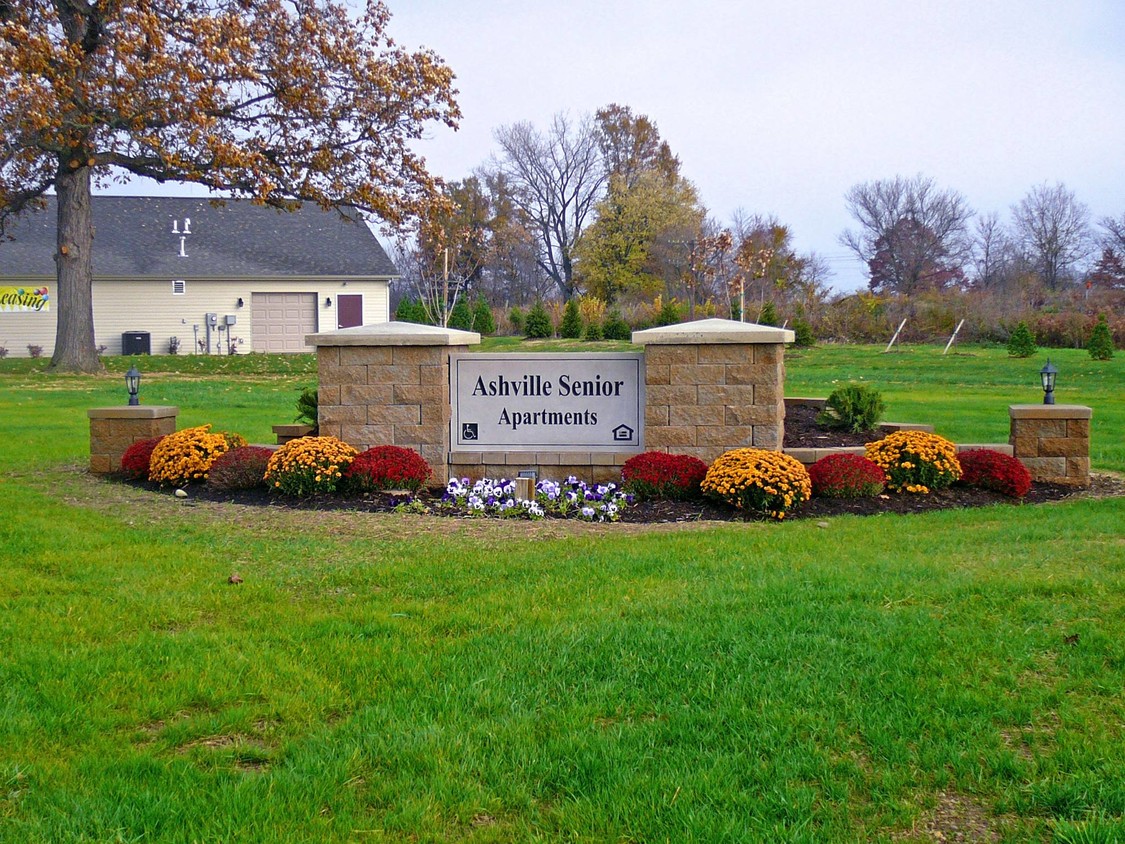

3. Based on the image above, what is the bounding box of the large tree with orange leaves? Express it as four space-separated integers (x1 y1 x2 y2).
0 0 459 371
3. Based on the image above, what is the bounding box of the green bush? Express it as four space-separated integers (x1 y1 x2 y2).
656 297 682 326
1087 314 1115 360
295 386 318 429
792 315 815 347
602 309 632 341
472 298 495 335
447 297 474 331
757 301 778 326
395 297 428 324
524 301 553 338
1007 321 1037 357
508 306 525 334
817 383 885 433
584 319 604 341
560 298 583 339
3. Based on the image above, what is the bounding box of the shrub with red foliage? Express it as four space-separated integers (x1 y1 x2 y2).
808 453 886 499
957 449 1032 499
207 446 275 491
343 445 431 493
120 436 165 479
621 451 709 500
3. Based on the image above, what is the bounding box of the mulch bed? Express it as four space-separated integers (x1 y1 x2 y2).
118 407 1121 524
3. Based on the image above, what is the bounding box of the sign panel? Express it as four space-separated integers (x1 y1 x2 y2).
0 286 50 312
451 353 644 451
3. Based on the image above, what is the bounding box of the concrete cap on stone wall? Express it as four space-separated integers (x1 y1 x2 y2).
306 322 481 347
1009 404 1092 419
632 318 795 345
87 406 179 419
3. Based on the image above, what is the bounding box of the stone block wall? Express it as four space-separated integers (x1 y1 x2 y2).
1009 404 1092 487
309 323 481 485
87 406 179 474
633 321 792 465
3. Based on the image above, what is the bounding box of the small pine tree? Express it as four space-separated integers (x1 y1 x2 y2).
584 319 604 341
757 301 779 326
602 309 632 341
560 298 583 339
1007 321 1037 358
472 298 495 335
395 297 424 324
792 315 815 347
524 301 553 339
1087 313 1115 360
508 306 525 334
657 297 682 326
447 297 474 331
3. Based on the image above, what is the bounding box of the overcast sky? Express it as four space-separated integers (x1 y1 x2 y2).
381 0 1125 291
113 0 1125 292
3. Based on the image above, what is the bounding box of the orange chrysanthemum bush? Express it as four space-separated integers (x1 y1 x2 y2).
148 425 236 486
265 435 357 497
865 431 961 494
701 448 812 520
120 436 166 480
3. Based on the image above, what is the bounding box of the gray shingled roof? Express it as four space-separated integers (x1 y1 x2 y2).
1 195 398 278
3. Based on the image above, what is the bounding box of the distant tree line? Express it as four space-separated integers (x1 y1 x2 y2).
391 108 1122 348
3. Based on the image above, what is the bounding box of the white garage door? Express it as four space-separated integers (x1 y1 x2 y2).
251 293 318 353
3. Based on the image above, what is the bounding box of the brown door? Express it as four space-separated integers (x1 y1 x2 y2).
337 294 363 329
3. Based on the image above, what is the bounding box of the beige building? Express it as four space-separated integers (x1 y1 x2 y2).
0 196 394 357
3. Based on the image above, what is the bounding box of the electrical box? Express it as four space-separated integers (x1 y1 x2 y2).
224 314 237 326
205 312 218 326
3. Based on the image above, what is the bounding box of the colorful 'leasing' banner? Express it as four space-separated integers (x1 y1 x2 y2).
0 287 50 312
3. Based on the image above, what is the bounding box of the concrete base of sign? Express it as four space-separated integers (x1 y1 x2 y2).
449 450 636 486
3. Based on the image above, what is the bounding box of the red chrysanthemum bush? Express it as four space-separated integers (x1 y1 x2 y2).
120 436 165 479
621 451 709 500
808 453 886 499
957 449 1033 499
342 445 432 493
207 446 275 491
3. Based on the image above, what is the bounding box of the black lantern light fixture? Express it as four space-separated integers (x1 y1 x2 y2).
237 297 244 308
125 365 142 406
1040 358 1057 405
324 296 332 307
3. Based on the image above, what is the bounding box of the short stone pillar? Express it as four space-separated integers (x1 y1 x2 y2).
307 323 481 485
632 319 794 463
1009 404 1092 487
87 406 179 474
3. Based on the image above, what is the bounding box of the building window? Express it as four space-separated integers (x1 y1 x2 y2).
172 279 186 295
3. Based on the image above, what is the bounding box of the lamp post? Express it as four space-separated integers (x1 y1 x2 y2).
1040 359 1057 405
125 366 141 406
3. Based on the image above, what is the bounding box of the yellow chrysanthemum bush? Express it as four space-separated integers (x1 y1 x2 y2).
265 435 358 497
701 448 812 520
148 424 235 486
865 430 962 494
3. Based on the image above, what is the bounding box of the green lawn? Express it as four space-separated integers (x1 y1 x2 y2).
1 344 1123 842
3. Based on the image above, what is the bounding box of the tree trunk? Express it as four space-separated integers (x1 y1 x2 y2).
49 163 103 373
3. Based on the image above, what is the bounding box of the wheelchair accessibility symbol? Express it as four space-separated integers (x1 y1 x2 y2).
461 422 479 441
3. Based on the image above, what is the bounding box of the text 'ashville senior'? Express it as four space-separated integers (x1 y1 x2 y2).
472 373 625 431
